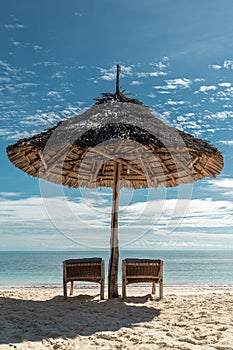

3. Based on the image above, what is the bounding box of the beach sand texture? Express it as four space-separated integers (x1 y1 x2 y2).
0 286 233 350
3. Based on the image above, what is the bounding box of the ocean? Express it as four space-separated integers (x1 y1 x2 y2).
0 250 233 286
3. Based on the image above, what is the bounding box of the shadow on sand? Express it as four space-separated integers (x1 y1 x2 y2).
0 293 160 344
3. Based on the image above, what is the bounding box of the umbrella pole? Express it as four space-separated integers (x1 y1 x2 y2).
108 160 121 299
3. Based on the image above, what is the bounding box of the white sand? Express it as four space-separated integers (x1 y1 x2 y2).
0 285 233 349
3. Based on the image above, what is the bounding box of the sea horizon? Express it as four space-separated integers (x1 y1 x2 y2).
1 249 233 287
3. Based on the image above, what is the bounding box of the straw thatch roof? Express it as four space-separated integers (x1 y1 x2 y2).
7 101 223 189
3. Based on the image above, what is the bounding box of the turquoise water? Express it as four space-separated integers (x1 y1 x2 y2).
0 250 233 286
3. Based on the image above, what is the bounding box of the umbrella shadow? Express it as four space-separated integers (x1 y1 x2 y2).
0 293 161 344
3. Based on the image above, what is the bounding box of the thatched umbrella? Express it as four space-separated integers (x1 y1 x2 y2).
6 65 224 298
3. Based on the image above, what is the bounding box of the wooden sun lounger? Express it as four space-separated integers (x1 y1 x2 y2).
63 258 105 300
122 258 164 299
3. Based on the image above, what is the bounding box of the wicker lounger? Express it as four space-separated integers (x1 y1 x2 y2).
63 258 105 300
122 258 164 299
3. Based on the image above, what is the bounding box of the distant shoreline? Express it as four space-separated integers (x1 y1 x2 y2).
1 284 233 295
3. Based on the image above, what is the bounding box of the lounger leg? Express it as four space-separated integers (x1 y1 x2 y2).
122 260 126 299
159 281 163 299
152 281 156 295
63 281 67 300
100 260 105 300
159 260 164 299
122 281 126 298
100 280 105 300
63 262 67 300
70 281 74 296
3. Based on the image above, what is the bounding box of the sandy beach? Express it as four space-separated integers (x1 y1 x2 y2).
0 285 233 350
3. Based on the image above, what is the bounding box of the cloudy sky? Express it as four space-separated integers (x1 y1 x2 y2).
1 0 233 251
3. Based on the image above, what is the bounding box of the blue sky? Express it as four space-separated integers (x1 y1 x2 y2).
1 0 233 250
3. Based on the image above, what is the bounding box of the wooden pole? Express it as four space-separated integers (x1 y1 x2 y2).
108 160 121 298
115 64 121 99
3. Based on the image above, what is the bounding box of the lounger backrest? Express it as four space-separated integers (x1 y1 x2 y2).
125 259 162 277
64 258 102 278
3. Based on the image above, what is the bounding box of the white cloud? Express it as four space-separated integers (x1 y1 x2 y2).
98 64 167 83
1 192 233 249
33 45 42 51
120 197 233 234
137 71 167 78
216 111 233 119
223 60 233 69
9 40 43 51
51 72 65 79
166 100 186 106
0 193 113 248
74 12 83 16
12 40 22 47
176 120 201 130
0 193 110 226
150 71 167 77
209 64 222 70
154 78 191 90
5 130 37 140
4 23 25 30
16 82 38 89
46 91 63 101
0 60 16 73
147 92 157 98
0 129 13 137
205 111 233 121
208 178 233 188
206 178 233 197
218 140 233 146
177 116 187 122
209 60 233 70
138 231 233 250
0 77 11 83
98 65 133 81
194 78 205 82
120 65 133 75
0 196 47 222
100 71 115 81
154 62 167 69
0 192 24 197
130 80 143 86
166 78 191 88
149 57 169 70
33 61 59 67
153 90 170 94
198 85 217 93
218 82 231 88
216 86 233 101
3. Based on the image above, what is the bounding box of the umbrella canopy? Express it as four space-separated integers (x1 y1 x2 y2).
6 66 224 298
6 101 223 189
